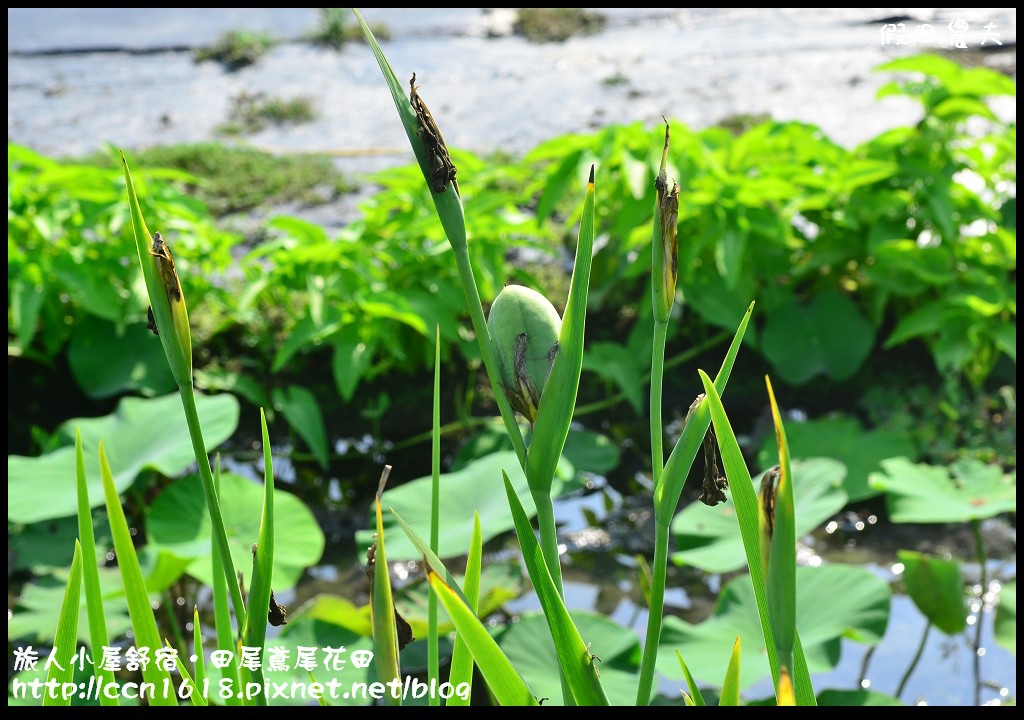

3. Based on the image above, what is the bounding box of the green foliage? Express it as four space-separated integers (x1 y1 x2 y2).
146 471 324 589
8 392 239 524
218 91 317 135
354 451 570 561
10 55 1013 433
97 142 354 216
817 689 905 706
193 29 276 69
860 383 1016 469
995 580 1016 655
494 610 646 705
7 144 231 366
755 415 918 502
869 456 1016 523
4 47 1017 706
524 55 1016 387
307 7 390 49
42 542 82 706
656 565 891 691
898 550 967 635
512 8 607 43
671 459 848 574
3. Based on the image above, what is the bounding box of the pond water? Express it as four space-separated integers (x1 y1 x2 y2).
7 6 1017 706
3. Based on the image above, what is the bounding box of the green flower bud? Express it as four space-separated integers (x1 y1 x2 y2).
487 284 561 424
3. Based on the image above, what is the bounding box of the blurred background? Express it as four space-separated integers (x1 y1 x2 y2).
7 7 1017 706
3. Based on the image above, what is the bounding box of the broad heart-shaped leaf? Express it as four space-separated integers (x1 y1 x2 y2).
755 415 917 502
761 290 874 384
8 570 132 645
452 425 620 487
492 610 648 706
898 550 967 635
146 472 325 590
272 385 329 471
671 459 848 574
657 564 890 692
355 451 571 561
7 393 239 524
10 513 112 573
994 579 1015 655
68 315 176 399
869 457 1016 523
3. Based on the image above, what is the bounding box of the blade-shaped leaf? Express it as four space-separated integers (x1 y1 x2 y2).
74 430 118 705
429 571 539 706
765 377 797 679
43 541 83 706
503 471 609 705
446 513 482 706
719 637 742 706
676 651 706 706
371 468 402 705
99 442 176 705
654 303 754 522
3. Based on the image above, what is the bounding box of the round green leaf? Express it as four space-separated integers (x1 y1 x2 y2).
671 459 848 574
762 291 874 384
493 609 645 705
869 457 1016 523
68 315 176 399
756 415 917 502
7 393 240 524
357 451 570 562
657 564 890 691
8 570 132 645
147 472 324 590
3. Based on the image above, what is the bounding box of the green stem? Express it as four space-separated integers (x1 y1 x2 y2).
428 328 441 707
895 620 931 699
531 488 574 706
650 320 668 486
179 385 246 631
971 519 988 707
857 644 877 688
635 521 670 705
387 417 492 453
531 490 565 597
451 247 528 468
162 588 188 654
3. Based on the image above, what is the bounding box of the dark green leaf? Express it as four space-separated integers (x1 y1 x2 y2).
898 550 967 635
